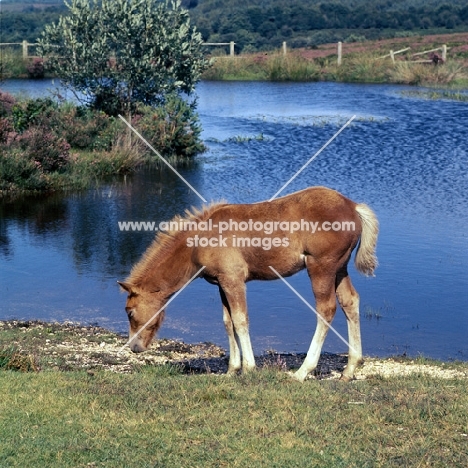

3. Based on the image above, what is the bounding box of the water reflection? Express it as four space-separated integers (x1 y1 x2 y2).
1 80 467 359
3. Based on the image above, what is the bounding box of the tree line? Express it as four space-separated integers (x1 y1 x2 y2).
1 0 468 49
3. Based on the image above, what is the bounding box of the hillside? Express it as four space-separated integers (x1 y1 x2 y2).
1 0 468 51
188 0 468 52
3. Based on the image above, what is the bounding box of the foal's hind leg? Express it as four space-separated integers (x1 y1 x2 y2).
293 265 337 382
336 269 363 381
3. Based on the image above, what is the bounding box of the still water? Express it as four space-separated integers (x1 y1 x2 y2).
1 79 467 360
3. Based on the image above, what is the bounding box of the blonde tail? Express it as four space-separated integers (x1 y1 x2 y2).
354 203 379 276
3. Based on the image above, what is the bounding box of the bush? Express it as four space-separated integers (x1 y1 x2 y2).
49 104 118 150
0 91 16 117
11 97 57 132
0 118 14 144
27 58 45 79
16 126 71 172
138 96 205 159
0 149 48 191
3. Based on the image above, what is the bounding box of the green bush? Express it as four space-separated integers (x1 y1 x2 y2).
49 104 118 150
11 98 58 133
0 91 206 193
0 149 48 191
138 96 206 159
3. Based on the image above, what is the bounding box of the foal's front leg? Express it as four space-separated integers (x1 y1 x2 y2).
218 281 255 373
219 287 241 374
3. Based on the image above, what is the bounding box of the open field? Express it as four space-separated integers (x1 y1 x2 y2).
1 321 467 467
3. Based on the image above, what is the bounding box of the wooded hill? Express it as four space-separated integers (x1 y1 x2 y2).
1 0 468 51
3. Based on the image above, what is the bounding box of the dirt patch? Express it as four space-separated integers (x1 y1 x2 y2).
1 320 466 379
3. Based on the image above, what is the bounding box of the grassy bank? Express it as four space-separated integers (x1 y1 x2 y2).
203 51 468 86
1 320 467 467
202 32 468 86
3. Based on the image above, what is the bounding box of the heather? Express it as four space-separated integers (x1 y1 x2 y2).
0 91 205 194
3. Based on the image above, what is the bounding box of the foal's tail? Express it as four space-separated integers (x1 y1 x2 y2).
354 203 379 276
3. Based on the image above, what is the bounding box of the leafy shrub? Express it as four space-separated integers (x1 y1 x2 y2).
49 104 118 150
0 118 14 144
0 149 48 191
17 126 71 172
11 97 57 132
0 90 16 117
138 96 205 159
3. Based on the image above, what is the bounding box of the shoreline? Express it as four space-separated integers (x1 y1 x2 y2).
1 320 466 379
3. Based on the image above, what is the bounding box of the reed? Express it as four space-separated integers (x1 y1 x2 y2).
0 47 28 79
266 53 321 81
203 50 468 86
202 55 267 81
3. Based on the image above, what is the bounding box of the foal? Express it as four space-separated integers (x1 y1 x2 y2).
118 186 378 382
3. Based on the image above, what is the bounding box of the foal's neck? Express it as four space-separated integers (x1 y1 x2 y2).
139 233 195 297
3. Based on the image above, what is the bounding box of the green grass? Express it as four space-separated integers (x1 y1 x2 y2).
0 48 28 79
203 52 468 86
400 89 468 101
1 321 467 466
0 367 467 467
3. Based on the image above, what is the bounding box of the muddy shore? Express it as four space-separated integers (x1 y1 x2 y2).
1 320 466 380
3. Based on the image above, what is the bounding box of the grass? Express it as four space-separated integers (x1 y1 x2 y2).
1 320 467 467
400 89 468 101
0 48 29 79
203 51 468 86
0 366 467 467
0 346 37 372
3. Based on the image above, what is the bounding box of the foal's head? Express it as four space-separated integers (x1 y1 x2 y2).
117 282 166 353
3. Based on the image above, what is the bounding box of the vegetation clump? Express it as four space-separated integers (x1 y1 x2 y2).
0 91 204 193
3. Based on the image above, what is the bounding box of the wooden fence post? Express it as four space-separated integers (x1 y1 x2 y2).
22 40 28 59
229 41 235 56
282 41 287 56
442 44 447 61
389 50 395 64
337 42 342 66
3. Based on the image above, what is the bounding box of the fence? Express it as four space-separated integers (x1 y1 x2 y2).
0 40 238 58
0 39 451 64
0 40 37 59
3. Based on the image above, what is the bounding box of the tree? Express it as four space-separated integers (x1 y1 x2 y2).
38 0 209 117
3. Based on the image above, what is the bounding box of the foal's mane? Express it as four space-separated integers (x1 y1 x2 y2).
127 201 226 286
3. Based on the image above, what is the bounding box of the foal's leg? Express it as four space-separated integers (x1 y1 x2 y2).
336 270 363 381
293 266 337 382
218 281 256 373
219 287 241 374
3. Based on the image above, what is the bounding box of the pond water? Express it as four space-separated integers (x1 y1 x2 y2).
1 79 467 360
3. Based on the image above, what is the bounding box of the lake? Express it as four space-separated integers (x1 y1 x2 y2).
1 79 467 360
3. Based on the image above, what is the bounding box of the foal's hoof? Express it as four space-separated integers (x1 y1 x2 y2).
288 371 306 383
339 374 355 382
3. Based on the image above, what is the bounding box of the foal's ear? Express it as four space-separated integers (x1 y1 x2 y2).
117 281 134 294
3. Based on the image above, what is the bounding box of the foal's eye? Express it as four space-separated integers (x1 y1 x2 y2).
125 307 134 319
